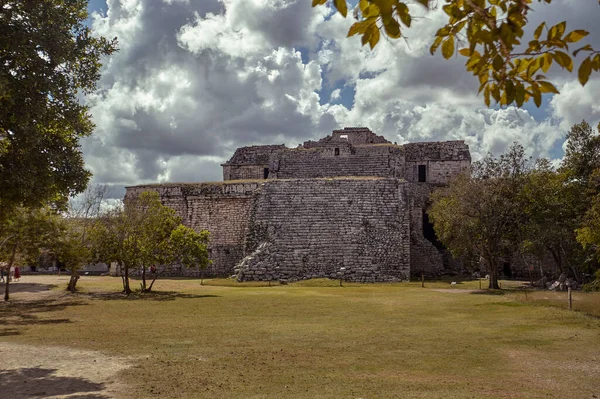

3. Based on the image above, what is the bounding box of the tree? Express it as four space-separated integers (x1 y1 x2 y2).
313 0 599 108
429 143 529 289
560 121 600 187
0 1 117 217
0 207 58 300
147 225 210 292
92 191 209 294
53 185 109 292
519 159 585 281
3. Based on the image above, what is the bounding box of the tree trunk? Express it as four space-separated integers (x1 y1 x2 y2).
488 258 500 289
67 268 79 292
549 247 563 274
4 243 17 301
141 265 147 292
123 263 131 295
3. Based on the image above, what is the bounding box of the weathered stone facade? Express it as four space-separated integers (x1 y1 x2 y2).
126 127 471 281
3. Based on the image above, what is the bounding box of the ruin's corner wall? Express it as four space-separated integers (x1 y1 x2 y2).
125 182 262 277
236 178 411 282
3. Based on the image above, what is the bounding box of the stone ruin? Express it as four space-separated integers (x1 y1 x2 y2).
125 127 471 282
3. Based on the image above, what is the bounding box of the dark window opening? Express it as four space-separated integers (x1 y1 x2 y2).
423 210 443 249
334 148 340 156
418 165 427 182
263 167 269 179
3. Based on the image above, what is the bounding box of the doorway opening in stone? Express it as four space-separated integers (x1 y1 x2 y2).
418 165 427 182
263 168 269 179
423 210 443 249
334 148 340 156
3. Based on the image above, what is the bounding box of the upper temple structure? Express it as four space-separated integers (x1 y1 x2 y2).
125 127 471 282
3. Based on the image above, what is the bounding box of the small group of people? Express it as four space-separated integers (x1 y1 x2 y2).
0 265 20 283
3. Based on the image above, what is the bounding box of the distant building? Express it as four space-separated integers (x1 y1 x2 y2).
126 128 471 282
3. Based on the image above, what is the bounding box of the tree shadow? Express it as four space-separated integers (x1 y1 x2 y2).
470 289 506 296
87 291 221 302
0 297 86 335
0 281 59 294
0 367 110 399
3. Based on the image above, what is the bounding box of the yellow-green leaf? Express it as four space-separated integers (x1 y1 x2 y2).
538 81 559 94
541 53 552 73
311 0 327 7
483 84 491 107
430 36 443 55
533 22 545 40
358 0 369 13
382 16 401 38
592 54 600 71
578 57 593 85
363 3 380 18
553 51 573 72
505 80 515 105
368 24 380 49
333 0 348 17
515 82 525 106
564 30 588 43
361 26 373 47
532 84 542 107
492 55 503 71
347 22 362 37
458 48 471 57
548 21 566 40
573 44 593 57
397 3 411 27
441 36 455 59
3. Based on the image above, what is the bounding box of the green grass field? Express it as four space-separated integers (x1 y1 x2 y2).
1 276 599 398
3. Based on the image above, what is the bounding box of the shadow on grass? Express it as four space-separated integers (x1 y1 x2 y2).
0 281 59 294
470 289 506 295
0 367 109 399
86 291 220 302
0 298 86 335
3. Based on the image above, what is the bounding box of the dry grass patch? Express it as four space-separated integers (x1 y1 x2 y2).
0 276 599 399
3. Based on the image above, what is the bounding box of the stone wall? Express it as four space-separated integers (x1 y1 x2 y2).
223 165 269 181
405 160 471 184
125 182 261 276
403 141 471 184
236 178 411 282
271 145 404 179
222 145 284 180
303 127 390 147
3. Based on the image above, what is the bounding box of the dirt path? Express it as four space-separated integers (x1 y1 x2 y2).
0 275 132 398
0 342 131 399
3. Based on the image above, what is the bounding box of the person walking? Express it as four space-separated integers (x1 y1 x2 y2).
0 268 4 283
14 266 20 282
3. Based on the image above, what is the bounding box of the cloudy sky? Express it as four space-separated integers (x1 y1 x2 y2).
84 0 600 197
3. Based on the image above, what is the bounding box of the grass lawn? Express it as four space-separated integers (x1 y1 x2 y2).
1 276 599 399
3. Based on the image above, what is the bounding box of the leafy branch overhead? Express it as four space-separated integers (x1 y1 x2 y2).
312 0 600 108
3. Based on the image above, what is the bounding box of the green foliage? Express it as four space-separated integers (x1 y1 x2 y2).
0 206 59 300
165 225 210 271
429 143 530 289
431 121 600 285
560 121 600 185
92 191 210 294
582 270 600 292
313 0 599 108
52 185 110 292
0 0 117 215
